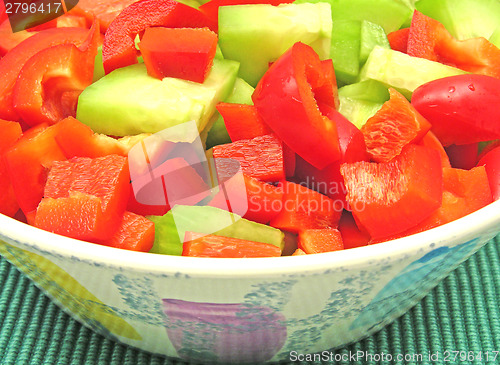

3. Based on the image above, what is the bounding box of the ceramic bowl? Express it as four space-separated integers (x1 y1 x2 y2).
0 198 499 363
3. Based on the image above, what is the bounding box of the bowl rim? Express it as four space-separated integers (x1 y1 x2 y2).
1 199 499 278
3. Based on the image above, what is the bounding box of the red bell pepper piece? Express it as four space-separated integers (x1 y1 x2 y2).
340 144 443 240
42 154 130 239
183 231 282 258
269 181 342 233
293 106 369 207
0 19 32 57
337 211 370 249
292 248 307 256
12 19 100 126
477 145 500 200
102 0 216 74
0 119 22 217
139 27 218 83
53 117 126 158
411 74 500 146
387 27 409 54
252 42 341 170
4 123 67 216
127 190 170 217
0 26 90 121
34 192 114 242
101 211 155 252
407 10 500 79
212 134 285 182
217 103 272 142
445 143 479 170
71 0 138 33
297 228 344 254
199 0 293 27
417 131 451 168
361 88 431 163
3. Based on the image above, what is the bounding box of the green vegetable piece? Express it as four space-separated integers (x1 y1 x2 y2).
205 78 255 149
330 20 361 86
77 58 239 136
338 80 390 103
93 46 105 82
416 0 500 40
359 20 390 66
218 3 332 86
359 46 466 98
148 205 285 256
295 0 411 34
489 27 500 48
338 96 384 129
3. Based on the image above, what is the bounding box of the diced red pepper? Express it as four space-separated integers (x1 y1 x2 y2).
477 146 500 200
417 131 451 168
4 123 67 216
209 172 284 224
407 10 500 79
139 27 217 83
337 211 370 249
212 134 285 182
0 19 32 57
217 103 272 142
127 189 170 217
12 19 100 126
43 155 130 236
293 106 368 207
269 181 342 233
297 228 344 254
341 144 443 240
0 26 90 121
183 231 282 258
0 119 22 217
199 0 293 27
53 117 126 158
71 0 138 33
101 211 155 252
34 192 113 242
291 248 307 256
102 0 216 74
445 143 479 170
361 88 431 163
387 27 409 53
253 42 341 170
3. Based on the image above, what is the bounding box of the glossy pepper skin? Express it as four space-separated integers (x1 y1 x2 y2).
102 0 216 74
252 42 341 170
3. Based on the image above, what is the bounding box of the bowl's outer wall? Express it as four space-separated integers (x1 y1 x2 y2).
1 220 499 363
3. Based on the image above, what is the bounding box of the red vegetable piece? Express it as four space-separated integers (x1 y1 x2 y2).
361 88 431 163
337 211 370 249
183 231 282 258
411 74 500 146
340 144 443 240
387 27 409 53
217 103 272 142
139 27 217 83
199 0 293 27
477 146 500 200
12 19 100 126
101 211 155 252
269 181 342 233
253 42 341 170
53 117 126 158
34 192 114 242
297 228 344 254
0 27 90 121
417 131 451 168
4 123 67 216
127 188 170 217
43 155 130 234
102 0 216 74
212 134 285 182
291 248 307 256
445 143 479 170
72 0 138 33
0 19 33 57
0 119 22 217
407 10 500 78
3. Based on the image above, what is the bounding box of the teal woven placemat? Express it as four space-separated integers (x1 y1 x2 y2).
1 236 499 365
